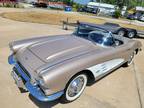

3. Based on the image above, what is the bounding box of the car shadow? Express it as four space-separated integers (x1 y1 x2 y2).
136 35 144 39
135 34 144 39
29 94 60 108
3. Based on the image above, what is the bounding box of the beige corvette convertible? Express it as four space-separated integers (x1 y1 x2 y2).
8 22 142 103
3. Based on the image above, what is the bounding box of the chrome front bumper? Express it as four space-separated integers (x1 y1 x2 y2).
8 54 64 102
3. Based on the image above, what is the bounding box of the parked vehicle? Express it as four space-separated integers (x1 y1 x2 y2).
138 14 144 22
127 12 143 20
33 2 47 8
8 24 141 103
77 22 137 38
78 6 100 14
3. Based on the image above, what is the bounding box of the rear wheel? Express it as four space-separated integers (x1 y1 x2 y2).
127 31 135 38
60 73 87 103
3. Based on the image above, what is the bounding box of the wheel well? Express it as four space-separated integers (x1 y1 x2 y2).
118 28 126 32
128 30 137 35
79 70 95 85
117 28 126 35
65 70 95 91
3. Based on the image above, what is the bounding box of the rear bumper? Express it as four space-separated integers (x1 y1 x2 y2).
8 54 64 102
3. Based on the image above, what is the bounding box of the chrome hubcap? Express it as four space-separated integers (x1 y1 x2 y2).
68 77 84 97
128 32 134 38
118 31 124 36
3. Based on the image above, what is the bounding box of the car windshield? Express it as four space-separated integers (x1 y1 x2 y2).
74 24 107 39
73 24 117 47
88 32 115 47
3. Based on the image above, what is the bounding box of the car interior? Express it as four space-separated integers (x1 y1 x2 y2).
88 32 123 47
74 24 124 47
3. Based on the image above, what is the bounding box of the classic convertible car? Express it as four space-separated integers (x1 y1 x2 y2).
8 25 142 103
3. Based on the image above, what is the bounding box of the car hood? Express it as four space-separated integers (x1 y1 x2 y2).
28 36 97 63
16 36 101 75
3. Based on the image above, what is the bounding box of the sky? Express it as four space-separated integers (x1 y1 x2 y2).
73 0 91 5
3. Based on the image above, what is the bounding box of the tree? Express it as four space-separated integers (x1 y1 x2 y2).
101 0 116 4
116 0 124 10
63 0 73 6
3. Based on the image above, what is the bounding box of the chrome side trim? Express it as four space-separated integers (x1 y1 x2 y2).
87 58 124 78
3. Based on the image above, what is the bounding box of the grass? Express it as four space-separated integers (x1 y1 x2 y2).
1 11 105 25
1 11 144 31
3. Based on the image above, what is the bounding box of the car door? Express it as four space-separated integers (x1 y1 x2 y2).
87 37 130 79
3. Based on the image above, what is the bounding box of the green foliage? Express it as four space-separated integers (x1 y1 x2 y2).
98 0 116 4
116 0 125 10
113 9 121 18
72 3 83 11
63 0 73 6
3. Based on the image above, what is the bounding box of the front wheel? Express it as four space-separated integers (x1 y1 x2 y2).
60 73 87 103
118 29 125 37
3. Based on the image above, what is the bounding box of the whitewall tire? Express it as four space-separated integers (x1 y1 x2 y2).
60 74 87 103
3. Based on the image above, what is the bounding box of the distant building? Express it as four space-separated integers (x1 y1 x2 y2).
136 6 144 12
87 2 115 15
87 2 127 15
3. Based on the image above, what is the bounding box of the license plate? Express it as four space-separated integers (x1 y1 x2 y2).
11 70 26 89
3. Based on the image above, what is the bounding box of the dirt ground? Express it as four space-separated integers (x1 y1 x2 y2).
1 11 105 25
1 8 144 31
0 8 144 108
